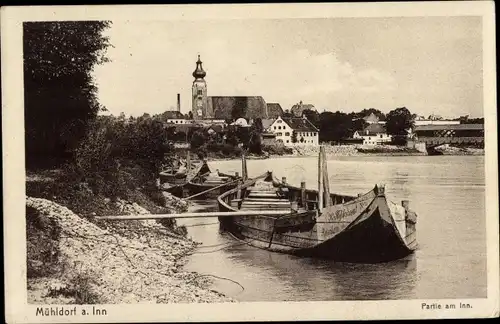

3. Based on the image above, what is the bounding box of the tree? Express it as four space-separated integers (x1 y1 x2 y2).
24 21 112 168
353 108 386 121
188 111 193 119
462 117 484 124
282 109 294 118
190 129 207 150
253 118 264 133
318 111 353 143
349 112 368 135
291 131 298 143
302 109 320 128
248 131 262 154
385 107 414 136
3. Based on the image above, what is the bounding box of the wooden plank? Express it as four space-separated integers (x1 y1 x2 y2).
245 198 289 203
244 201 290 206
96 209 290 220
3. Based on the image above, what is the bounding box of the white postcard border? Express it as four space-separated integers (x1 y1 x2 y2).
2 2 498 322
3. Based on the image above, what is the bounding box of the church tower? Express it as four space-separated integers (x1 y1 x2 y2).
192 55 208 120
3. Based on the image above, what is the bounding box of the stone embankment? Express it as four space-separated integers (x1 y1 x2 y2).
26 196 234 304
291 144 359 157
433 144 484 156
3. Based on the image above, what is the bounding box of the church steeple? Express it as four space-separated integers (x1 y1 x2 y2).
192 55 206 79
192 55 209 120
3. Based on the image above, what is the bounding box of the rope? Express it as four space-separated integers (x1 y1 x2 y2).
57 226 246 298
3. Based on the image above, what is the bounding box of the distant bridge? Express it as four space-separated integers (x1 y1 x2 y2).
413 124 484 148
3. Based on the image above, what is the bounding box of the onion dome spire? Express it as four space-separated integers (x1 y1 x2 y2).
192 55 206 79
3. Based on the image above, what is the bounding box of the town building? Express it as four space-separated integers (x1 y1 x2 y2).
353 123 392 145
362 112 386 124
191 56 283 121
266 116 319 146
290 101 316 117
413 115 460 126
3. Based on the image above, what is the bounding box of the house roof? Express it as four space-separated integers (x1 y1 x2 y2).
230 117 250 127
208 96 268 120
266 103 284 118
414 124 484 131
290 102 315 117
363 113 380 123
281 117 319 132
261 118 275 131
360 123 387 136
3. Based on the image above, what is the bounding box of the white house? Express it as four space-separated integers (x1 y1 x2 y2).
353 123 392 145
166 118 192 125
267 116 319 146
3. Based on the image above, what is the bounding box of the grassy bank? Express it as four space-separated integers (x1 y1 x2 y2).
26 166 234 304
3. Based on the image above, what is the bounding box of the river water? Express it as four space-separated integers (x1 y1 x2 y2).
177 155 486 301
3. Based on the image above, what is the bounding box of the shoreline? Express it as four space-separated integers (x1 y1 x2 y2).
26 187 235 304
205 150 484 162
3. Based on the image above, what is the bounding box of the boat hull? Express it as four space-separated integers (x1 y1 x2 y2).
217 173 417 263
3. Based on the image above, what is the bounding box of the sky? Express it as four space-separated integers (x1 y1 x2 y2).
92 16 484 118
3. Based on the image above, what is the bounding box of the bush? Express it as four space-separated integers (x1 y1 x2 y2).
26 206 62 278
262 143 293 156
47 270 102 304
390 135 408 146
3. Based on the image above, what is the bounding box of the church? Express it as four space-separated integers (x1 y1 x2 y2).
191 55 283 121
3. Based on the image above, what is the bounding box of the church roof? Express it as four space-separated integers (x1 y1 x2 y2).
208 96 268 120
281 117 319 132
192 55 206 79
266 103 284 118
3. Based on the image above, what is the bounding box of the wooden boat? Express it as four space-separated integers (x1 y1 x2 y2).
159 152 211 197
217 146 418 263
185 170 241 199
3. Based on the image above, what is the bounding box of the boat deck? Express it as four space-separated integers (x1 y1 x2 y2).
231 179 292 213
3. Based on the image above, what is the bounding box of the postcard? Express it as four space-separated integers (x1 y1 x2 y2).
2 1 498 322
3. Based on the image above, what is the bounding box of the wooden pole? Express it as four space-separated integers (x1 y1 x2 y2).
301 181 307 210
318 146 324 212
184 178 241 200
322 145 331 207
95 209 289 220
242 153 248 181
186 150 191 171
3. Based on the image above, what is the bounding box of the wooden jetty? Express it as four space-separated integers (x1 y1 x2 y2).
216 146 418 263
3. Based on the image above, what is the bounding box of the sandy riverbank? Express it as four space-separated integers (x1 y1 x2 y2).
26 195 234 304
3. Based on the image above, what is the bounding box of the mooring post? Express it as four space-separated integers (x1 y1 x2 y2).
236 181 242 209
301 181 307 210
318 147 324 212
186 150 191 171
241 153 248 181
